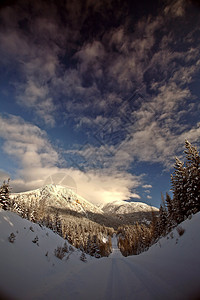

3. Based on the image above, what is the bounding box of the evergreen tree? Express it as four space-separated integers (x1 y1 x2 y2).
184 140 200 215
91 235 101 258
158 205 168 236
86 234 92 255
0 179 10 210
165 192 175 230
149 208 159 242
171 157 187 223
53 209 63 236
168 140 200 227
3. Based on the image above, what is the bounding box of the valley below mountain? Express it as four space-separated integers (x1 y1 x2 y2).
11 184 158 230
9 184 159 257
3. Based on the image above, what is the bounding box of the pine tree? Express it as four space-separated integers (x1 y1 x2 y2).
86 234 92 255
150 208 159 242
170 140 200 225
157 205 168 236
165 192 175 230
53 209 63 236
171 157 187 223
0 179 11 210
184 140 200 215
91 235 101 258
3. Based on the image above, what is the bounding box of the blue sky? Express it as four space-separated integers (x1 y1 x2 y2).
0 0 200 207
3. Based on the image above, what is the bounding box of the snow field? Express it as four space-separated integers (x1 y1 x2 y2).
1 209 200 300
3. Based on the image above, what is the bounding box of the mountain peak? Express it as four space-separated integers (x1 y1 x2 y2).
11 184 104 216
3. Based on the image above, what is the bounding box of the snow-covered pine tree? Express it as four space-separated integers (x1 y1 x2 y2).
53 209 63 236
165 192 175 231
149 208 159 242
155 193 168 236
158 204 168 236
65 230 73 244
171 157 187 223
91 235 101 258
184 140 200 215
0 179 10 210
86 234 92 255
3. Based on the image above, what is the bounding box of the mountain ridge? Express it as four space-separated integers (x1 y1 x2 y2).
11 184 104 217
100 199 158 214
10 184 158 228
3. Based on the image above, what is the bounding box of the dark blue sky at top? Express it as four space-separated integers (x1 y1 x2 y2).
0 0 200 207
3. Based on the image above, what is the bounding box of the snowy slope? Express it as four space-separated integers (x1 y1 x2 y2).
1 209 200 300
0 209 93 300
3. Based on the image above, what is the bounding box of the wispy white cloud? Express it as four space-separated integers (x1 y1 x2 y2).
0 115 58 169
0 6 62 127
17 80 56 127
75 41 105 76
131 193 141 199
164 0 186 17
142 184 152 189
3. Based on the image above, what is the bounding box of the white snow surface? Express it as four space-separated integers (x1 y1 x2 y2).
1 209 200 300
109 234 123 258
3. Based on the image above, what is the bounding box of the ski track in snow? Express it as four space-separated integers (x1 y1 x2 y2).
31 256 181 300
28 234 181 300
31 233 199 300
1 210 200 300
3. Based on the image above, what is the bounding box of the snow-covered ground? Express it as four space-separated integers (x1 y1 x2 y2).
109 233 123 258
1 209 200 300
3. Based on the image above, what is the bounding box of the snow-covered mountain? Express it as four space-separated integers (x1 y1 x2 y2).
1 208 200 299
11 184 158 226
11 184 104 217
101 200 158 214
100 200 158 224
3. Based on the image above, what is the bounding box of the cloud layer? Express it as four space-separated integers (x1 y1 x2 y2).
0 114 141 204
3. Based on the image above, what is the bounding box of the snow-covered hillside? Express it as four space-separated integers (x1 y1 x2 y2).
1 208 200 299
0 209 93 300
